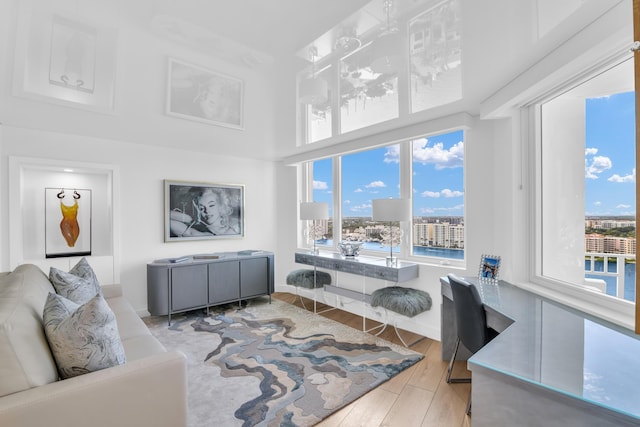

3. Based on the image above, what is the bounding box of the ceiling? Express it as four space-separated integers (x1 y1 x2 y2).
143 0 456 69
146 0 372 63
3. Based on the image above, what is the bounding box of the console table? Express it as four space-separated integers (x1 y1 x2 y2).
441 276 640 426
295 251 419 334
147 251 274 324
295 251 418 302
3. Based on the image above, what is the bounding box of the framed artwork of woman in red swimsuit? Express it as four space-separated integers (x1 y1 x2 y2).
45 188 92 258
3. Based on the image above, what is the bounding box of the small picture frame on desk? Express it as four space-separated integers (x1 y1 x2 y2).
479 254 500 281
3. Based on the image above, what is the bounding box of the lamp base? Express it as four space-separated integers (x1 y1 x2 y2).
386 256 397 267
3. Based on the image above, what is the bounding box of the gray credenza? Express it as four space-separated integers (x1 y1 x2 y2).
147 251 274 323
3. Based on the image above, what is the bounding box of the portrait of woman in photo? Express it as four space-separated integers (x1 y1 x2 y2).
166 182 244 241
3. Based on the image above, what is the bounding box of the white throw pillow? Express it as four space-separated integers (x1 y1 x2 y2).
43 292 126 379
49 258 101 304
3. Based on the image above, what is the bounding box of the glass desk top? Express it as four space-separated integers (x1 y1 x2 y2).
441 277 640 420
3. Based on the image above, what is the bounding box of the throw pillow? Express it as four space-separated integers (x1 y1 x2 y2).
43 292 126 379
49 258 101 304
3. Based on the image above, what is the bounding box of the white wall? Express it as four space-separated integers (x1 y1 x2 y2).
0 125 279 314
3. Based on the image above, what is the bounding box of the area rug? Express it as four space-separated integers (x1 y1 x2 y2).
144 297 423 426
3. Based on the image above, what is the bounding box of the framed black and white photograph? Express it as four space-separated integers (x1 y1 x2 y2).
165 180 244 242
479 254 500 281
45 188 92 258
166 58 244 129
13 5 118 113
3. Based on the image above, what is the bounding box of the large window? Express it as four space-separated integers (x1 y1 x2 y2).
302 129 465 263
311 158 333 247
341 146 400 254
538 56 635 303
411 130 464 260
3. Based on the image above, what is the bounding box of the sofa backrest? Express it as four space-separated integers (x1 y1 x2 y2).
0 264 59 397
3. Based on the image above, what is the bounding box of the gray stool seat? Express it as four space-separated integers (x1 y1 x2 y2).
286 269 332 289
370 286 432 317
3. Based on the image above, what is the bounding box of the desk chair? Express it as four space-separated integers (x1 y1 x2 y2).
446 274 499 414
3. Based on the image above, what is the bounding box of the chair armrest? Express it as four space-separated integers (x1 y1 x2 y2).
0 351 187 427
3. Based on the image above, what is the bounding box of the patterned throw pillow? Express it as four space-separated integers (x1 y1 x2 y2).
49 258 101 304
43 292 126 379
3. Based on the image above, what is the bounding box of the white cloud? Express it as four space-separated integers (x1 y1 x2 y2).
608 168 635 183
593 201 602 206
365 180 386 188
350 203 372 212
585 147 598 156
585 155 612 179
313 180 328 190
412 138 464 169
384 145 400 163
421 189 464 198
343 199 351 204
354 188 363 193
441 189 464 198
617 204 631 209
421 190 440 198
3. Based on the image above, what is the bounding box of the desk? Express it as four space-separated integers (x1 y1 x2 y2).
295 252 418 303
441 277 640 427
295 252 419 334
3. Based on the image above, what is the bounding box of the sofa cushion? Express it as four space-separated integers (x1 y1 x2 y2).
49 258 102 305
0 264 58 397
43 293 126 379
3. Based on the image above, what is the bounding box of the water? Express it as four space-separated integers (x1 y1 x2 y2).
585 259 636 302
317 239 635 302
317 239 464 259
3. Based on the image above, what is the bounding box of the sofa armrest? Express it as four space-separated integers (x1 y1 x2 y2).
0 351 187 427
100 283 123 299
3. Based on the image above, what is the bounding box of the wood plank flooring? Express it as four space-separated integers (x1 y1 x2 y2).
272 292 472 427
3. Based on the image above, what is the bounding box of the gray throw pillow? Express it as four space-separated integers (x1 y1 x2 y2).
43 292 126 379
49 258 101 304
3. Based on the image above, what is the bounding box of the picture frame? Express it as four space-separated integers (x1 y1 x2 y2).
45 188 92 258
166 58 244 129
13 5 118 113
479 254 500 281
165 180 244 242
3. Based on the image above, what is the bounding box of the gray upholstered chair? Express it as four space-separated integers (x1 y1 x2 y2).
446 274 499 414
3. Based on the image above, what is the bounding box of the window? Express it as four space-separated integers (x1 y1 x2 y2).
538 57 635 303
341 146 400 254
301 128 466 263
311 158 333 247
411 130 465 260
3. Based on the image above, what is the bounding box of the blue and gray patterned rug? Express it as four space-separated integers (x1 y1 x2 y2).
144 297 423 426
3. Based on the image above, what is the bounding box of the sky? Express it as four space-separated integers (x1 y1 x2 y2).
585 91 636 217
312 129 465 218
311 91 636 220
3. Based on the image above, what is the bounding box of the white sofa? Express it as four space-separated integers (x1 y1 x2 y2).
0 263 188 427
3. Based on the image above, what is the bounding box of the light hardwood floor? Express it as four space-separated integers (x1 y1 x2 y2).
272 292 473 427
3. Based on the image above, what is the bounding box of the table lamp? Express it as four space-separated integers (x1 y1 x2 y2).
372 198 410 266
300 202 329 254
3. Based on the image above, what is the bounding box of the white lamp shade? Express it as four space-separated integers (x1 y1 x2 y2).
299 77 328 105
300 202 329 220
372 198 410 221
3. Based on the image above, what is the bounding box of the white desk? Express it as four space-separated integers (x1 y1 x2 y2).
441 277 640 427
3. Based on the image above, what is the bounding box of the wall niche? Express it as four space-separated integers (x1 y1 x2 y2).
9 156 120 284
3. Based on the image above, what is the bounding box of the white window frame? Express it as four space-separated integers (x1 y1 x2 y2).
299 128 467 269
524 55 636 329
